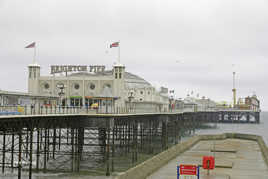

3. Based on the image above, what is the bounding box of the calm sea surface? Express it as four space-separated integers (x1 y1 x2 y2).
195 111 268 144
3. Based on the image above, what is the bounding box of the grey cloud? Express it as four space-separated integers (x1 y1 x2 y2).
1 0 268 109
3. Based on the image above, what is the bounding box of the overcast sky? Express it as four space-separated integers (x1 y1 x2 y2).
0 0 268 109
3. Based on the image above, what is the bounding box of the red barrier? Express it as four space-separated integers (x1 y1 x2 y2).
179 165 197 175
203 156 215 170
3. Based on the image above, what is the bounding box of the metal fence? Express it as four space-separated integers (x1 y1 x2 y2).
0 105 84 115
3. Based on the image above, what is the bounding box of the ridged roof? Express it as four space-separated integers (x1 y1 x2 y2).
68 71 152 89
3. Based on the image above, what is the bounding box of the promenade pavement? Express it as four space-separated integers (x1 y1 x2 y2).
147 139 268 179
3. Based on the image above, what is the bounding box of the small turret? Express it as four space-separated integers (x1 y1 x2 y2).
28 63 40 94
113 63 125 107
113 63 125 80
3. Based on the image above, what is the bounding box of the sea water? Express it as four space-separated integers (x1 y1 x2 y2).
195 111 268 144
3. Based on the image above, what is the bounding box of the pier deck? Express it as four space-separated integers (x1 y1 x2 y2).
147 139 268 179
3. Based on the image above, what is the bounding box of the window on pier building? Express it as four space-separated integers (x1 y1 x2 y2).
115 73 118 79
119 73 122 79
33 69 36 78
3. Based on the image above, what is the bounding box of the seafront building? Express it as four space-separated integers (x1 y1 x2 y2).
0 61 260 114
172 96 217 112
27 62 169 113
0 89 58 106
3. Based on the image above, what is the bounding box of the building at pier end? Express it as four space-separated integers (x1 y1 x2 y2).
28 62 169 113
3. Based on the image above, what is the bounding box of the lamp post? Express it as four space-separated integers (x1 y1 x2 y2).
207 98 210 111
56 83 65 106
169 90 175 112
128 90 134 113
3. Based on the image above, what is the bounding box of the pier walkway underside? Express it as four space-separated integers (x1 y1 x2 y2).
147 138 268 179
0 111 260 179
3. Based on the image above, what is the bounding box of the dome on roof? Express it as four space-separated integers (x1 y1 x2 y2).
124 72 152 89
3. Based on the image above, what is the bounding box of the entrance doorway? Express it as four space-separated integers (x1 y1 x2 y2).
70 97 82 107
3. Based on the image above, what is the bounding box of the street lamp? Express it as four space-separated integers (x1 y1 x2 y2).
169 90 175 112
56 83 65 106
128 90 134 113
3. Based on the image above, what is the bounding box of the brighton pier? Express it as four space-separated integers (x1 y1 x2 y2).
0 61 261 179
0 109 260 179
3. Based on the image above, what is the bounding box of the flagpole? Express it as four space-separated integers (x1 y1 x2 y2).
118 40 120 64
34 43 36 64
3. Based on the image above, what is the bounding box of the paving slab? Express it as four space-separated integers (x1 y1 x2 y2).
147 139 268 179
201 174 230 179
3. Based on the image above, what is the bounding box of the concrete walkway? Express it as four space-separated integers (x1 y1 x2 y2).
147 139 268 179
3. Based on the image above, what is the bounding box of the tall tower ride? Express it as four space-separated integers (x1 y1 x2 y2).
232 71 236 108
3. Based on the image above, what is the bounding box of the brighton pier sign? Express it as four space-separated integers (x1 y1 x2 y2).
51 65 106 74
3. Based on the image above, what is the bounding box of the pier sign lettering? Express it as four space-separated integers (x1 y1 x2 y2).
51 65 106 74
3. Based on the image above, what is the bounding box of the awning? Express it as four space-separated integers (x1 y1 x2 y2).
70 96 82 99
85 96 119 100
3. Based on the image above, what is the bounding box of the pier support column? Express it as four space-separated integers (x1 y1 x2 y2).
246 114 250 123
11 131 15 172
36 128 40 171
161 118 168 151
112 126 115 172
2 131 6 174
52 128 56 159
76 127 84 172
174 116 178 144
106 118 111 176
29 127 33 179
256 112 260 123
43 128 47 173
132 119 138 164
18 129 22 179
71 128 75 172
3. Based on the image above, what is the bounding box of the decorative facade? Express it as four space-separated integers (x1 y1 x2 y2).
28 63 169 113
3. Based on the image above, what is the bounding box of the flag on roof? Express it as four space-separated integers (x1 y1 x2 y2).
25 42 35 48
110 42 119 48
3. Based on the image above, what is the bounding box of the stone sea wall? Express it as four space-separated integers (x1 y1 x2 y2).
115 133 268 179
